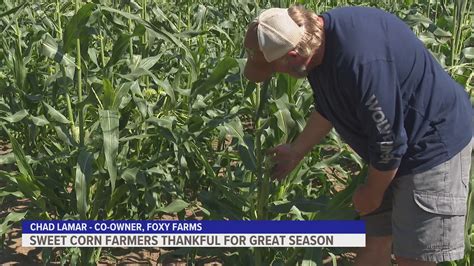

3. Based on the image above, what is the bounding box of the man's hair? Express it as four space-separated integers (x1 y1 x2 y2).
288 5 323 58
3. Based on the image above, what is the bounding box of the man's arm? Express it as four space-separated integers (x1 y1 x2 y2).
353 165 397 215
292 111 333 159
267 111 333 180
352 60 408 214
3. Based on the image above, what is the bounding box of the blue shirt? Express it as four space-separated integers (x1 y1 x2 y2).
308 7 472 175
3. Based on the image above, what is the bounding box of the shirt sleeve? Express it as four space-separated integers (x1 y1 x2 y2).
356 60 408 171
313 94 329 121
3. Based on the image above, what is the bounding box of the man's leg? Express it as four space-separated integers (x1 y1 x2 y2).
391 141 472 264
354 235 392 266
356 187 394 266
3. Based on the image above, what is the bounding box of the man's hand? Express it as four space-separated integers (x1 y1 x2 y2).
266 144 303 181
352 184 384 216
352 165 398 216
265 111 333 181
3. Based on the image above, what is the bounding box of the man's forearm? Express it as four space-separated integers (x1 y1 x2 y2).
292 111 333 159
353 165 398 215
366 165 398 198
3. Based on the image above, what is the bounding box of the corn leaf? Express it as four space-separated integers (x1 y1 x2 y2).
63 3 95 52
30 115 49 126
99 110 119 193
0 211 27 236
158 199 189 214
191 57 238 98
224 117 247 148
75 149 93 219
43 102 70 124
41 34 76 67
4 126 33 178
302 247 322 266
2 109 28 123
0 2 26 19
238 134 257 172
106 33 131 68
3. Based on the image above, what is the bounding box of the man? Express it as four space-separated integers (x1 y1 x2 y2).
244 5 472 266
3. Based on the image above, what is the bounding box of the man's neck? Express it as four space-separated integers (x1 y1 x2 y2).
306 16 326 72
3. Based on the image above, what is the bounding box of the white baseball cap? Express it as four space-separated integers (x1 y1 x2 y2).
255 8 304 62
244 8 305 82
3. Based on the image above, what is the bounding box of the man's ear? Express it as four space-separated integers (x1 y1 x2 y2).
287 50 299 58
